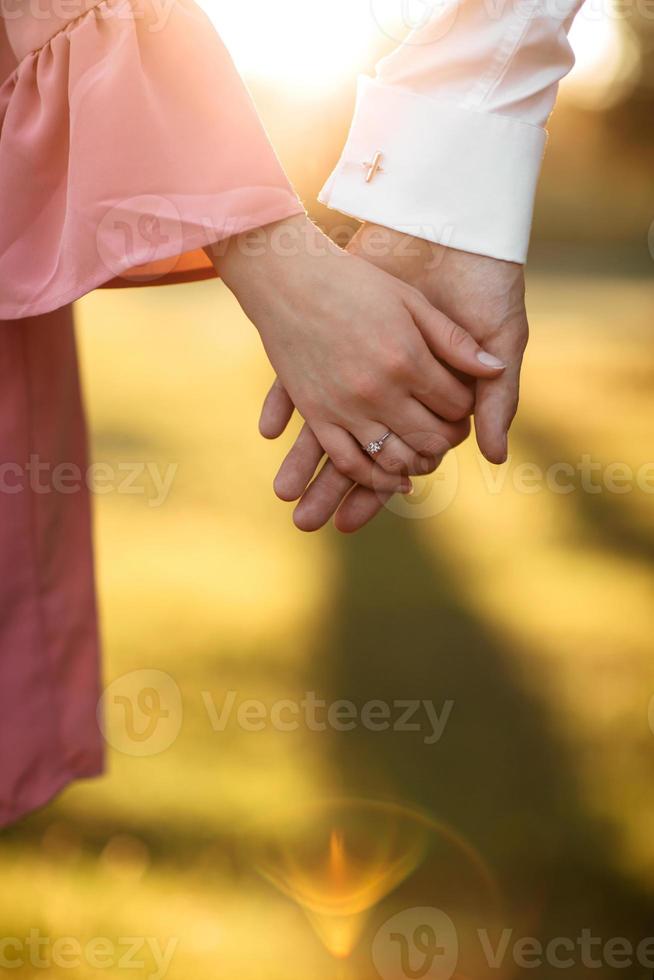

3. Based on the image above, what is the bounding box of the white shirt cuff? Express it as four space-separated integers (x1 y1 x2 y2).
319 77 548 265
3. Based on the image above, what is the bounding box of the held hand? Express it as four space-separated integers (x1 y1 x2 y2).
216 215 505 502
260 224 528 533
348 224 529 465
261 383 471 532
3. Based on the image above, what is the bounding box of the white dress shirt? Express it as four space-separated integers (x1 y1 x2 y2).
319 0 585 263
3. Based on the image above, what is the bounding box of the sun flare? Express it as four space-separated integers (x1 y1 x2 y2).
200 0 636 109
561 0 637 107
197 0 376 92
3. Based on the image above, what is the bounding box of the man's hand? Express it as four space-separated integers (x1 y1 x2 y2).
261 224 529 533
217 215 505 500
349 224 529 465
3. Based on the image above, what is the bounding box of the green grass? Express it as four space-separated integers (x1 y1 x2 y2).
1 271 653 978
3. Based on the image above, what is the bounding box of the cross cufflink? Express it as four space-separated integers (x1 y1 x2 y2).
363 151 385 183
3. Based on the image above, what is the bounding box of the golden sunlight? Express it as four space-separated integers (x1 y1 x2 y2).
201 0 639 111
197 0 376 92
562 0 639 108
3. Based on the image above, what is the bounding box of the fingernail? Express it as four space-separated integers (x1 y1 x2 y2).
477 351 506 369
400 480 414 495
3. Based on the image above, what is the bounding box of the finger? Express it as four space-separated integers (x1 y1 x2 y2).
274 423 324 501
406 292 507 379
316 424 414 495
293 459 356 533
334 449 447 533
474 373 518 464
259 378 295 439
474 319 528 463
388 403 472 461
412 356 476 422
334 485 391 534
349 424 439 478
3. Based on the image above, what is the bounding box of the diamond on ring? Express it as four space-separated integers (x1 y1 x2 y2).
363 432 392 457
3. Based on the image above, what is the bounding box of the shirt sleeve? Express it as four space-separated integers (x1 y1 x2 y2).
319 0 585 263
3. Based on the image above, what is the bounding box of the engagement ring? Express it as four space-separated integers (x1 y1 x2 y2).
363 432 392 457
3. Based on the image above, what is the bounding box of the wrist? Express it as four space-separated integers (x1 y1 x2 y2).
211 214 337 299
350 222 524 290
348 223 440 292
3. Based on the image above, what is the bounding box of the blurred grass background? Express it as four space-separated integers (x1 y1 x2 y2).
1 2 653 977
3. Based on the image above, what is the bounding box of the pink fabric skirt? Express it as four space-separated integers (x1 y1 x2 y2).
0 0 303 822
0 306 104 827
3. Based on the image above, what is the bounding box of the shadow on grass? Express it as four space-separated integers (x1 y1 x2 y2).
311 509 654 957
2 488 653 973
518 418 654 567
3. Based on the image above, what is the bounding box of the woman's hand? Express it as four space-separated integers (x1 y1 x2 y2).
261 388 472 532
213 215 506 497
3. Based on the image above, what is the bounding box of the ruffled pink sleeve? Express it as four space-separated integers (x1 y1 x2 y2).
0 0 304 318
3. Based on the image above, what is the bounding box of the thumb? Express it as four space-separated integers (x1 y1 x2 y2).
407 293 507 379
474 374 518 464
259 378 295 439
474 324 528 463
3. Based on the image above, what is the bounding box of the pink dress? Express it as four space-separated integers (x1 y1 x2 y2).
0 0 303 825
